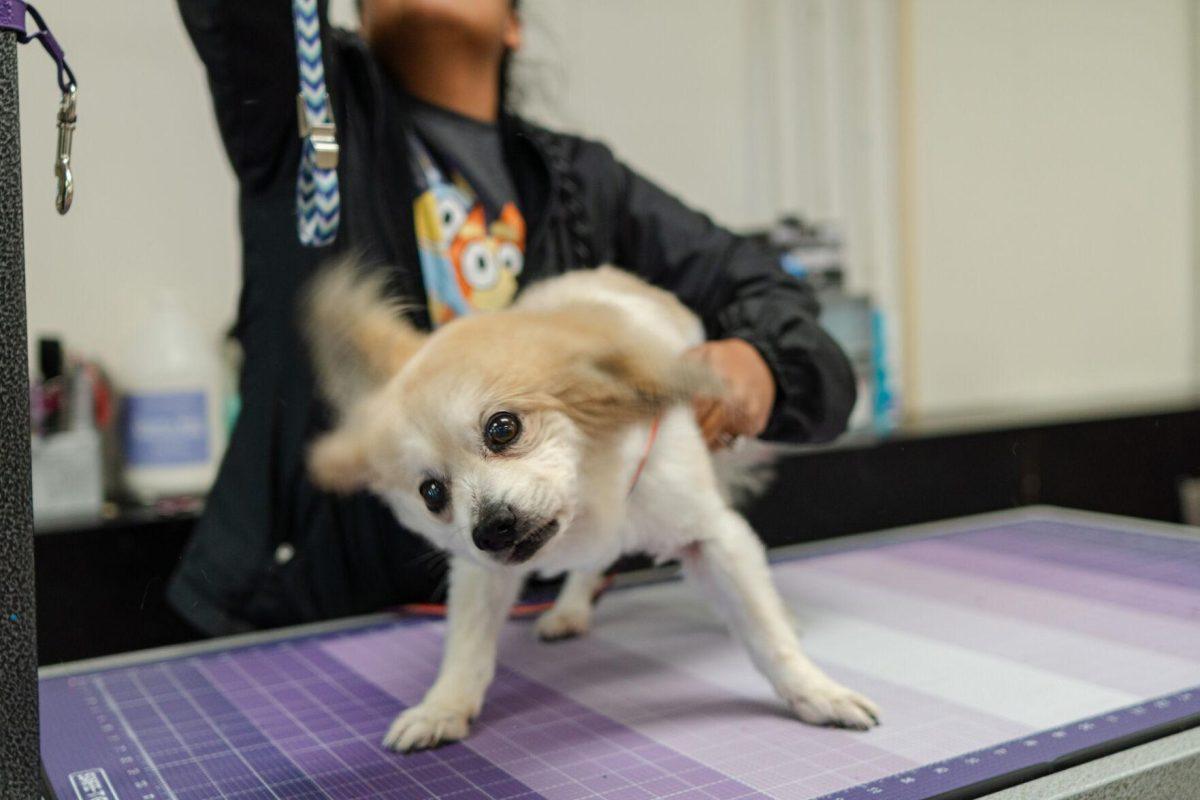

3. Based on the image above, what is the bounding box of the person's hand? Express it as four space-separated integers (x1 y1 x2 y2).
685 338 776 450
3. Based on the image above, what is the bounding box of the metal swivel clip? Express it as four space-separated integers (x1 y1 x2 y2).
54 85 76 215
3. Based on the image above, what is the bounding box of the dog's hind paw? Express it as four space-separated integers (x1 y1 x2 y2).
536 607 590 642
787 681 881 731
382 702 471 752
536 608 590 642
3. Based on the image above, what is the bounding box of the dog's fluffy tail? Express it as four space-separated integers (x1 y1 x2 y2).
712 439 779 509
302 256 425 415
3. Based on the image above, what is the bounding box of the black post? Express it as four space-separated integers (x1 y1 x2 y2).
0 32 42 800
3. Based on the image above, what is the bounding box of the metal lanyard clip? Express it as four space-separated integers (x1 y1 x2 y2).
1 1 79 214
55 87 76 215
297 93 339 171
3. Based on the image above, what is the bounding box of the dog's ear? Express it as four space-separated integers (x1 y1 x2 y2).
554 334 720 436
307 423 372 494
302 257 426 415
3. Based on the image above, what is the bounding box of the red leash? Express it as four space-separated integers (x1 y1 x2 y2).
627 414 662 495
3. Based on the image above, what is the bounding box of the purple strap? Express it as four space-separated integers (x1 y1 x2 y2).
0 0 76 93
0 1 27 35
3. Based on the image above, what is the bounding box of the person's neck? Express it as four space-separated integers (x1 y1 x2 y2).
381 44 501 123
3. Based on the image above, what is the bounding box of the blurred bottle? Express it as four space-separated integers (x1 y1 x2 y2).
118 291 226 503
31 360 105 524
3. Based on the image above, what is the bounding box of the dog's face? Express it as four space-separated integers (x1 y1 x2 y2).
303 264 709 569
349 335 585 567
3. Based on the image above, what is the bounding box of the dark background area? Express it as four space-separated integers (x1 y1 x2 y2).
35 404 1200 666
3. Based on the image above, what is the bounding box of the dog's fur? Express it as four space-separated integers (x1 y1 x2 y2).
304 260 880 752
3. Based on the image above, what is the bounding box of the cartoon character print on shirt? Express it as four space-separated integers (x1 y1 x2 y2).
452 202 525 312
413 172 525 327
413 175 473 324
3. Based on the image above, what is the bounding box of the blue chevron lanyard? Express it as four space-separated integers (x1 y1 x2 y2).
292 0 340 246
0 1 78 214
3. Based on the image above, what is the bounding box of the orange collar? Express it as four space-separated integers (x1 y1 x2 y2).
627 414 662 495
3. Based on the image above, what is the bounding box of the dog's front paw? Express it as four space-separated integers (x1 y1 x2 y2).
536 606 590 641
382 702 472 752
786 681 881 731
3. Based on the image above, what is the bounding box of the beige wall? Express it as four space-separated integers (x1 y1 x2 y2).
16 1 1199 420
518 0 772 230
904 0 1197 414
19 2 240 378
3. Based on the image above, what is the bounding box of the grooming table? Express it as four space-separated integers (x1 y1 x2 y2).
40 507 1200 800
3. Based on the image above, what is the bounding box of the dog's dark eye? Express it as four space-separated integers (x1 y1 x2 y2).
420 479 449 513
484 412 521 452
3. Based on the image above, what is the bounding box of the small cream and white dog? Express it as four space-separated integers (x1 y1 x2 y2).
304 260 880 753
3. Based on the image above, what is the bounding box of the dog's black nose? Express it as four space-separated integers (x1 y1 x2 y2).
472 505 518 552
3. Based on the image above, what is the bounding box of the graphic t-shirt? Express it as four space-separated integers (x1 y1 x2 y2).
407 100 526 327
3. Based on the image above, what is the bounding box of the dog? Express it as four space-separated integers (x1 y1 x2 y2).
303 260 880 752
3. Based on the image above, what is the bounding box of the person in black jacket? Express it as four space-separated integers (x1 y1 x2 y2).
166 0 857 636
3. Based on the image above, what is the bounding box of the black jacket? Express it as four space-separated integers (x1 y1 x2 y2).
167 0 856 636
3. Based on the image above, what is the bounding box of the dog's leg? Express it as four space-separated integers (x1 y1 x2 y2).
382 557 522 752
682 511 880 730
536 570 604 641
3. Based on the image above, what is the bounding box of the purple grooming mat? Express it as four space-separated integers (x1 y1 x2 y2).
40 509 1200 800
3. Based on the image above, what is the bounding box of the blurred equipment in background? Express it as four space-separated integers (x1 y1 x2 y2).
29 337 108 524
117 294 227 503
30 316 254 524
769 216 897 436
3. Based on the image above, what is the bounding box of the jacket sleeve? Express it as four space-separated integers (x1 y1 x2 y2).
581 143 857 444
176 0 320 190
